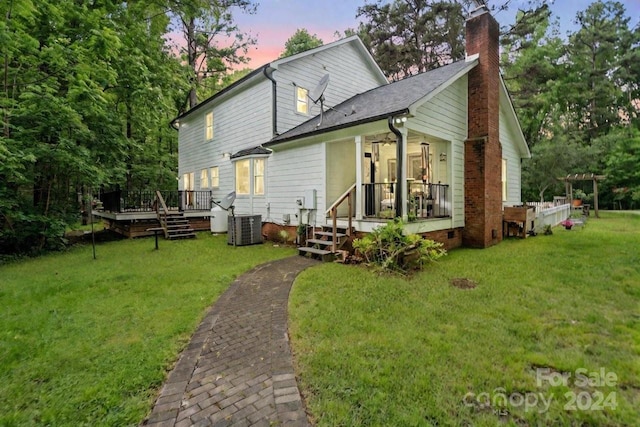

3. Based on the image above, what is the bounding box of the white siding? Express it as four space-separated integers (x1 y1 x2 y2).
326 140 356 216
178 40 384 219
275 42 384 134
178 79 273 213
266 143 325 226
500 104 523 206
409 76 468 228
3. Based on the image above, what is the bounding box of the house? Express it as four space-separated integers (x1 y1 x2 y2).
172 4 530 250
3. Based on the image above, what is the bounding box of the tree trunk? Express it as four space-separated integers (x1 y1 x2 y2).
187 17 198 109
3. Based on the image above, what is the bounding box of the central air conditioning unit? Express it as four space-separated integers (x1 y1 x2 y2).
228 215 263 246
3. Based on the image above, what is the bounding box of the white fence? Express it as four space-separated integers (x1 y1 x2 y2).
528 203 571 228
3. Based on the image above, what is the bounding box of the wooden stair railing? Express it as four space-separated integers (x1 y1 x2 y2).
155 190 196 240
155 190 171 238
324 183 356 252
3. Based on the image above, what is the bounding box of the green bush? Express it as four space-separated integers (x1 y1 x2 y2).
352 218 446 273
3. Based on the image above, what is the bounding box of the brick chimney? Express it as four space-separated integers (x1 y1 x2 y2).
463 4 503 248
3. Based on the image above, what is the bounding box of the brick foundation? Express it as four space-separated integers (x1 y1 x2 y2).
463 8 503 248
261 222 298 244
419 228 463 251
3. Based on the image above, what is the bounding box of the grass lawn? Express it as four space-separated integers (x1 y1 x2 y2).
290 212 640 426
0 233 294 426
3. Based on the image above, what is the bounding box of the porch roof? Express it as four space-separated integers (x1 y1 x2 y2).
265 59 478 146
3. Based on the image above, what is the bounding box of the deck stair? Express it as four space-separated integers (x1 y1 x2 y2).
163 212 196 240
156 191 196 240
298 183 356 262
298 226 349 261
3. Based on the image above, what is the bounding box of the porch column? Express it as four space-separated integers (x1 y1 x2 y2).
355 135 363 220
400 127 409 222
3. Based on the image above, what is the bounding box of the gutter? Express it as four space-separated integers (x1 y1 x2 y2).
388 116 403 218
264 108 410 147
263 66 278 137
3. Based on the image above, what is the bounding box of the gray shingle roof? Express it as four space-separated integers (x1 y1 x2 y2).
266 59 476 146
230 146 272 159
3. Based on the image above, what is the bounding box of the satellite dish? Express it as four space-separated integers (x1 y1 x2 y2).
309 74 330 128
309 74 330 104
212 191 236 211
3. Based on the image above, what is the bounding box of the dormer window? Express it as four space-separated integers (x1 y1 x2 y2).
205 112 214 140
296 87 308 115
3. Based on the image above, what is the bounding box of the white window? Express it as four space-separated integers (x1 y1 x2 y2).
254 159 264 195
295 87 308 115
235 160 250 195
205 112 214 140
210 166 219 188
502 158 508 202
235 158 266 195
200 169 209 188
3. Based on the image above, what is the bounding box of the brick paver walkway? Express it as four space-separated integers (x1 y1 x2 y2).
143 256 318 427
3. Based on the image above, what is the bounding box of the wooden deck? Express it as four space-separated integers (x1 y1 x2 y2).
93 209 212 238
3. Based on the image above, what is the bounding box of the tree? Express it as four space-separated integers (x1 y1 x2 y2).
500 2 564 147
564 0 637 144
280 29 323 58
356 0 467 80
0 0 186 254
603 127 640 209
167 0 257 110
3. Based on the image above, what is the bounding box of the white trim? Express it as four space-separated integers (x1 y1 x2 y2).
295 86 309 116
465 53 479 62
499 76 531 158
355 135 363 220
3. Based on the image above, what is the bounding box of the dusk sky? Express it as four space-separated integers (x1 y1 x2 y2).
232 0 640 69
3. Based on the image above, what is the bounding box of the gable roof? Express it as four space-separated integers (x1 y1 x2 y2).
265 59 478 146
270 35 387 83
171 36 386 126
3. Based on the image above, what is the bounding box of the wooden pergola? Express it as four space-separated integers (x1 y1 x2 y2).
558 173 606 218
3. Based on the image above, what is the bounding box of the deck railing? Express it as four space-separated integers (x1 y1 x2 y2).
99 189 212 213
362 182 450 219
528 203 571 228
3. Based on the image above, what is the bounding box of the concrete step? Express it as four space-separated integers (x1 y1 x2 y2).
306 238 335 247
168 232 196 240
314 231 346 238
298 246 334 261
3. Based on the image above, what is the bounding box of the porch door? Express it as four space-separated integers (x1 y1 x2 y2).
364 152 376 216
182 172 194 208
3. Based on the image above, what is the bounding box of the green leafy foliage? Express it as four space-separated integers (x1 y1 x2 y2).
501 1 640 202
280 29 323 58
604 127 640 209
356 0 466 80
0 0 202 255
167 0 257 109
353 219 446 273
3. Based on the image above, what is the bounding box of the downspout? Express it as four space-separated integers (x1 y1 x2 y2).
388 116 403 218
263 66 278 137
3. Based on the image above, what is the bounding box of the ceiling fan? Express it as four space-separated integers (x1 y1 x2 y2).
370 133 394 146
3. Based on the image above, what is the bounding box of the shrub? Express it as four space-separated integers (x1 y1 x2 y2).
352 218 446 273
